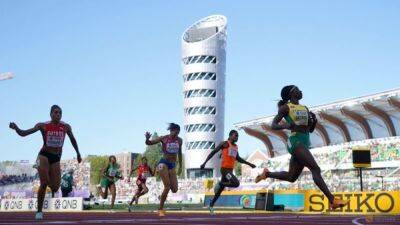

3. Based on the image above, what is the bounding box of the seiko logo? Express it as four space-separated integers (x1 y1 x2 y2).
308 192 395 213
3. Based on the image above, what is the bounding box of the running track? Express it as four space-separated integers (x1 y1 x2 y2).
0 212 399 225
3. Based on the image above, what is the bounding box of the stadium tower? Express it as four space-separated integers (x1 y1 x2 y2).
181 15 227 178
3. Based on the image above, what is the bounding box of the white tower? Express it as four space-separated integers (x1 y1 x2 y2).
182 15 227 178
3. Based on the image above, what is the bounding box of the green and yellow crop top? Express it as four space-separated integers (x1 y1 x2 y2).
284 102 309 126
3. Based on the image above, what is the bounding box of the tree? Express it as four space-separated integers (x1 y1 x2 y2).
86 155 108 185
143 132 164 171
234 162 242 177
130 154 142 177
235 153 249 177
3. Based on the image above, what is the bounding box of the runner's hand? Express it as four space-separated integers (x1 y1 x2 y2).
145 132 151 140
9 122 18 130
77 154 82 163
127 177 130 183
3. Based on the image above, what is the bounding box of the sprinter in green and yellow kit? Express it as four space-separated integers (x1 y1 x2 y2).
97 155 123 212
255 85 349 210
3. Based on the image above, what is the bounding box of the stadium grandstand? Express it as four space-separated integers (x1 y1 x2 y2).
235 88 400 193
0 159 90 199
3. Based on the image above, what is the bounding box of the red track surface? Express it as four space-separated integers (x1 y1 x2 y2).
0 212 399 225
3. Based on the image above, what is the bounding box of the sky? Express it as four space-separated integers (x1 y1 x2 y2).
0 1 399 162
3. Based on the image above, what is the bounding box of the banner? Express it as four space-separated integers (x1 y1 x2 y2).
0 197 83 212
204 190 304 210
304 190 400 214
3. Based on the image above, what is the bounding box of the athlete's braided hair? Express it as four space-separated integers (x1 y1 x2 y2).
278 85 296 107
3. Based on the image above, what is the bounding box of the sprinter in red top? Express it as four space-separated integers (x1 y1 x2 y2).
9 105 81 220
127 156 154 212
200 130 256 214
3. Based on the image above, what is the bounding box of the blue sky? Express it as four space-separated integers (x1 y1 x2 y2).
0 1 399 162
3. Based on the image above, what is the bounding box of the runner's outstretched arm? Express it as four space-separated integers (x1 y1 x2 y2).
66 124 81 163
200 141 227 169
236 154 256 168
145 132 164 145
9 122 43 137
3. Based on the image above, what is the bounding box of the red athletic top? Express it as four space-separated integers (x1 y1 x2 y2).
43 121 67 149
137 164 150 181
162 136 180 154
221 141 238 169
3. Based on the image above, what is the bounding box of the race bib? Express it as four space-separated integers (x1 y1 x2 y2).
166 142 180 154
295 110 308 124
61 179 69 188
46 135 64 148
228 148 237 157
142 172 150 179
109 170 117 177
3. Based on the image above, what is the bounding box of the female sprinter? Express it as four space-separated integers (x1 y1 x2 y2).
97 155 123 212
145 123 182 216
127 156 154 212
9 105 82 220
255 85 349 210
200 130 256 214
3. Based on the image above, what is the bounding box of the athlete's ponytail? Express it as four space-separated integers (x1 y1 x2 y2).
278 85 295 107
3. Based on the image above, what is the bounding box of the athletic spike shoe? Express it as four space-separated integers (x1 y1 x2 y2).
35 212 43 220
329 198 349 210
208 206 215 215
158 209 166 217
255 168 269 183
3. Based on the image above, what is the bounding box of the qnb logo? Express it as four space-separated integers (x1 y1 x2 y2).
55 199 61 209
4 200 23 210
43 200 49 209
61 199 78 209
28 200 34 210
4 201 10 210
308 192 396 213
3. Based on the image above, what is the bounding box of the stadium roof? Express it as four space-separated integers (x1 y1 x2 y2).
235 88 400 157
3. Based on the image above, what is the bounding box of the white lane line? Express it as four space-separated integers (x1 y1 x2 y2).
0 214 357 225
45 222 77 224
352 217 364 225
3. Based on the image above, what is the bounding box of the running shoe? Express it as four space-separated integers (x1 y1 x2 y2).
108 209 116 213
158 209 166 217
255 168 269 183
208 206 215 215
35 212 43 220
329 198 349 210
